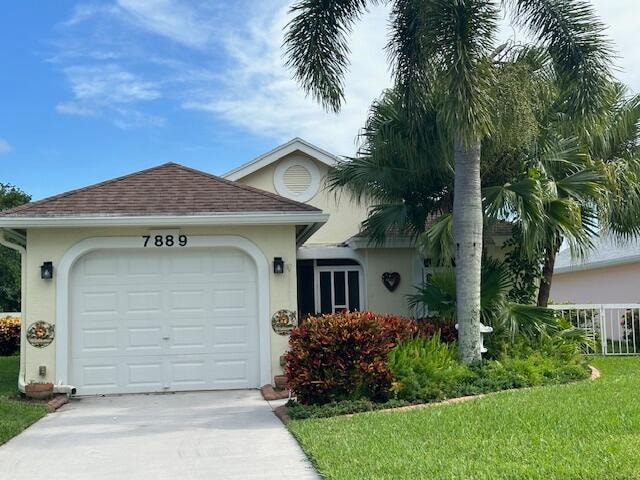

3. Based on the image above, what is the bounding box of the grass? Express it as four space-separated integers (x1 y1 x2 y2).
289 357 640 480
0 356 48 445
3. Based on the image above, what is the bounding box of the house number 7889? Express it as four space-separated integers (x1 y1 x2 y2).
142 235 188 247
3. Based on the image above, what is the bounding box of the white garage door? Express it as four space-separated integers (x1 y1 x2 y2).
69 247 259 395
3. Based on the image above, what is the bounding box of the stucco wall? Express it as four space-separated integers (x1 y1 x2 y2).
361 248 420 317
21 225 298 387
238 153 370 245
550 263 640 304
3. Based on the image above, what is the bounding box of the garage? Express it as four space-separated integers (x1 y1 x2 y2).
0 162 328 396
69 247 259 395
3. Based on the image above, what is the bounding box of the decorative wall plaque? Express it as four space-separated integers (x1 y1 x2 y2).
382 272 401 292
271 309 298 336
26 321 55 348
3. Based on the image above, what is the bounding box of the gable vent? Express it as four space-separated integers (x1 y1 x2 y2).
283 165 312 193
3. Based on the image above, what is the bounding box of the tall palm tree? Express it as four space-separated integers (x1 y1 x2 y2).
284 0 612 364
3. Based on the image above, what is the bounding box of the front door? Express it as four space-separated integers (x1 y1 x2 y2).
314 265 363 314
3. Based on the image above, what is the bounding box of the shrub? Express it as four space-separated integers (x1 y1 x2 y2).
286 398 412 420
415 316 457 343
388 335 474 401
388 334 590 403
0 315 21 356
285 311 418 404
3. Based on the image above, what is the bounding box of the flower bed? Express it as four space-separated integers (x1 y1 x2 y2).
283 311 591 418
0 315 21 356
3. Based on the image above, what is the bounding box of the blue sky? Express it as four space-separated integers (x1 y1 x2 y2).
1 1 638 200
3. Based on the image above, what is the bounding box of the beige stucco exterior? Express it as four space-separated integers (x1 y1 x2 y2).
237 152 370 246
359 248 420 317
551 263 640 304
20 225 298 387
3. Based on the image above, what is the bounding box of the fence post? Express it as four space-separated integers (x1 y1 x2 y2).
600 305 606 355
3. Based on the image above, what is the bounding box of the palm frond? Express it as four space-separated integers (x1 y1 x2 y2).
507 0 613 119
284 0 376 112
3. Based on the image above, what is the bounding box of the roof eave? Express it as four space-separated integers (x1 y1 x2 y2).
223 138 338 181
555 254 640 274
0 212 330 229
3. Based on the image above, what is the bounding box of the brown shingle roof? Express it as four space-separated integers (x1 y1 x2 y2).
0 163 321 217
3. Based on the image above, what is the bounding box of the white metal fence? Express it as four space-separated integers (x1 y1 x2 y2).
0 312 20 318
549 304 640 355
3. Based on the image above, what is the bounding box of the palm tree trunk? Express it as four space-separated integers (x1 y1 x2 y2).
537 236 563 307
453 134 483 365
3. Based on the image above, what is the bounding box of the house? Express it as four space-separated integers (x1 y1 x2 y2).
0 138 426 396
551 236 640 305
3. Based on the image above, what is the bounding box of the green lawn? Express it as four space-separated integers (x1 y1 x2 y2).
289 357 640 480
0 356 48 445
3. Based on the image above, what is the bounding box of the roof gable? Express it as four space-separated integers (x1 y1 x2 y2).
223 138 338 181
0 162 321 218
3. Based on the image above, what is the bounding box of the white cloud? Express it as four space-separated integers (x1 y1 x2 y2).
56 64 163 128
52 0 640 148
64 64 160 104
183 2 392 155
55 102 96 116
0 139 12 154
115 0 218 49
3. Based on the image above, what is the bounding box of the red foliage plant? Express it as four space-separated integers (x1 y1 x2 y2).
416 316 458 343
285 311 420 405
0 316 21 356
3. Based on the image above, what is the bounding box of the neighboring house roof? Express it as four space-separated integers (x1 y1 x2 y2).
554 235 640 273
223 138 338 181
0 163 327 236
346 217 513 249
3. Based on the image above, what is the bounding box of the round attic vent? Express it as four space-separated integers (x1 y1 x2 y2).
274 156 321 202
283 164 312 193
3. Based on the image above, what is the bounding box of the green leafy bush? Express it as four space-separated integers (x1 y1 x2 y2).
0 316 20 356
387 334 474 401
388 334 590 403
286 398 412 420
285 311 418 404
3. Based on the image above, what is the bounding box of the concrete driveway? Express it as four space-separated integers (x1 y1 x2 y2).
0 390 318 480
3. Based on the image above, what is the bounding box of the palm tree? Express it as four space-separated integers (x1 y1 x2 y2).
284 0 612 364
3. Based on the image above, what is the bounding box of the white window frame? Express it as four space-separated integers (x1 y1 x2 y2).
314 264 365 314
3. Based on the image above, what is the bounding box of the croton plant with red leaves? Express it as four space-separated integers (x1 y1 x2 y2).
285 311 454 405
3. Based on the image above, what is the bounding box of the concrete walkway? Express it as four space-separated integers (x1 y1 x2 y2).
0 390 318 480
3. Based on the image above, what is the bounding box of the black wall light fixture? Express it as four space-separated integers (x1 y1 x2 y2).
40 261 53 280
273 257 285 274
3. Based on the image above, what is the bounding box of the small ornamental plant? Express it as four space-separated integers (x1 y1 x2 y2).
0 315 21 356
285 311 420 404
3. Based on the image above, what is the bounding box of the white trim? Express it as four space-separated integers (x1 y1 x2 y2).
223 138 338 181
347 235 416 250
0 212 329 229
274 156 321 203
297 245 364 262
55 235 272 388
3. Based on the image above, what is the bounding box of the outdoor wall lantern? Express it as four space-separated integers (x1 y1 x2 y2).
40 261 53 280
273 257 285 275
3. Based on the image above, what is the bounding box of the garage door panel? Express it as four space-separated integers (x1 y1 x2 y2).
126 290 163 314
81 291 120 315
126 255 163 277
127 326 164 352
70 247 260 395
127 361 164 387
79 328 119 354
169 289 206 313
169 325 207 351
